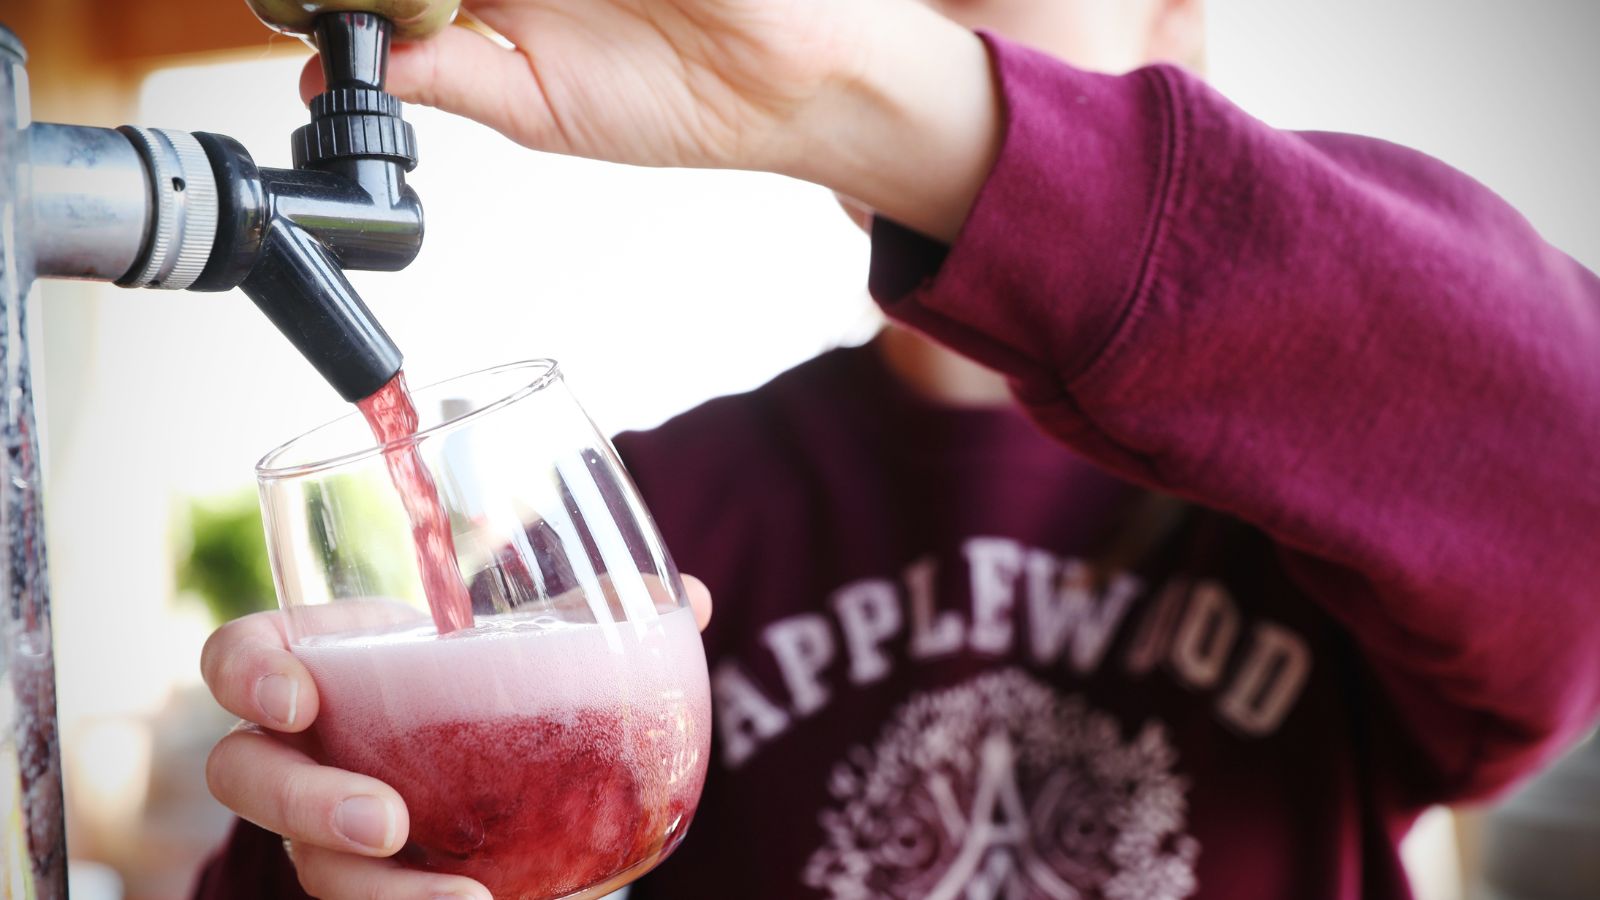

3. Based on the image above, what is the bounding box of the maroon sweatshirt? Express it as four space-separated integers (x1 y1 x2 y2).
194 34 1600 900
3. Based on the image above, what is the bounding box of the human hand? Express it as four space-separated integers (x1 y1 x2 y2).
200 578 713 898
300 0 1001 241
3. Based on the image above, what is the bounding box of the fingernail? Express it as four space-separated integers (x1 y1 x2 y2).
254 674 298 728
335 795 395 851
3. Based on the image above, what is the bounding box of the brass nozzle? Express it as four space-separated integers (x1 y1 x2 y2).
245 0 460 40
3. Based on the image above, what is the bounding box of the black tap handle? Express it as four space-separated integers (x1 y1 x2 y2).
316 12 390 91
294 12 418 171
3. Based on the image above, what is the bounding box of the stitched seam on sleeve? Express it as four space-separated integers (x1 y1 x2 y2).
1067 64 1192 391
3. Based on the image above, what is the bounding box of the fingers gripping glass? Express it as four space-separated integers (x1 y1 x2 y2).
256 361 711 899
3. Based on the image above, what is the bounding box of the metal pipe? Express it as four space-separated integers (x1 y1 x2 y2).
28 124 150 281
0 24 69 900
30 124 222 290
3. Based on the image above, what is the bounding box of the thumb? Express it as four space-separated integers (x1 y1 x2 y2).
298 25 556 150
299 55 321 105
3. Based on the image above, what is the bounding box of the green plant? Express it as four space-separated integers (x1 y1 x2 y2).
306 472 425 606
174 490 277 625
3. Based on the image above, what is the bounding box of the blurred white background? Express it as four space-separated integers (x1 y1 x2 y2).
26 0 1600 897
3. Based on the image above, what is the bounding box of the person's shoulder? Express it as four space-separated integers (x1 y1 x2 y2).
609 344 868 528
614 344 865 474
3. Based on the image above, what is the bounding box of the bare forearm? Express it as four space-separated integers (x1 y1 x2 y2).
374 0 1003 243
781 2 1002 243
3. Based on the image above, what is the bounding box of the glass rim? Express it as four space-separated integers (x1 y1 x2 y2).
256 359 562 481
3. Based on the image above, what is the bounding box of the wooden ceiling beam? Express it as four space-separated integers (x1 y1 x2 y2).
1 0 308 124
2 0 301 74
88 0 288 64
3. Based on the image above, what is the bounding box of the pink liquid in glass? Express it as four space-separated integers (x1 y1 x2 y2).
296 605 711 899
357 372 475 634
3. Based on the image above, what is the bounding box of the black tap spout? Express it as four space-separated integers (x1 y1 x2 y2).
189 11 421 403
263 165 422 272
243 218 403 402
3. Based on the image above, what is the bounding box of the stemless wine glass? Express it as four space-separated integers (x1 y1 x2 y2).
255 360 711 900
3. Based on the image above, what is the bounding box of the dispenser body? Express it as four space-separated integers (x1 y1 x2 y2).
0 27 68 900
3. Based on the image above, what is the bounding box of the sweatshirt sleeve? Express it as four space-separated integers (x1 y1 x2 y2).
869 33 1600 802
191 819 311 899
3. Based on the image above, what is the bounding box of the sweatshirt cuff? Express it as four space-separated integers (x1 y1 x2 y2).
868 32 1181 386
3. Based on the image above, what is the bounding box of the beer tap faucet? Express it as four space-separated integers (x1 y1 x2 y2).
14 8 439 401
0 4 458 893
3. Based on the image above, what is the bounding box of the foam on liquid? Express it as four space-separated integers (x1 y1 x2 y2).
295 604 710 899
296 604 709 738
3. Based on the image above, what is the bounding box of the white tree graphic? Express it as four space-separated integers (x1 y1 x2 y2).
803 669 1199 900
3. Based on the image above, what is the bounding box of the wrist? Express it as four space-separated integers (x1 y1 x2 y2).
783 2 1002 243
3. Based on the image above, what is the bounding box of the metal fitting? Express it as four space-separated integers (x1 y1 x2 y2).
28 124 148 281
117 127 220 290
